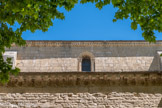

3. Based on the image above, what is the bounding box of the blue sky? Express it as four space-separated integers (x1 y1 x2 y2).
22 2 161 40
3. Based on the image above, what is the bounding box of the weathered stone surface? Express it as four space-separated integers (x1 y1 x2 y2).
2 72 162 87
0 92 161 108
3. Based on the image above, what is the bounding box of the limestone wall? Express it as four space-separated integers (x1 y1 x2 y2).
0 92 161 108
95 57 154 72
7 41 162 72
16 58 78 72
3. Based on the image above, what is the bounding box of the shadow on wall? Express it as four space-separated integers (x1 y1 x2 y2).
158 98 162 108
149 54 160 71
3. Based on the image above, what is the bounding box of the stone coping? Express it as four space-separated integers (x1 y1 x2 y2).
11 40 162 47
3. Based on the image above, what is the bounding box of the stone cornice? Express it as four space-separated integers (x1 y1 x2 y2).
12 40 162 47
2 72 162 87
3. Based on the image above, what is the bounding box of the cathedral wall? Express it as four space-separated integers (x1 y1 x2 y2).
3 41 162 107
6 41 162 72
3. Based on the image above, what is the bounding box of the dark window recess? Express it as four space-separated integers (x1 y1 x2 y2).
82 57 91 72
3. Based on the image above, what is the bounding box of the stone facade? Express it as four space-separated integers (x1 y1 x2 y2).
6 41 162 72
3 41 162 108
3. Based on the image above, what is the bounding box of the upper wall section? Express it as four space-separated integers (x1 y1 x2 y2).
6 41 162 72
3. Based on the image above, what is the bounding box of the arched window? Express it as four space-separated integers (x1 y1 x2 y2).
82 57 91 72
78 51 95 72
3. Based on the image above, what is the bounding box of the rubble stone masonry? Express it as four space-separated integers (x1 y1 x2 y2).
0 92 161 108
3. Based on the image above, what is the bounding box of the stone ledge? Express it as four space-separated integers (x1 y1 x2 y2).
2 72 162 87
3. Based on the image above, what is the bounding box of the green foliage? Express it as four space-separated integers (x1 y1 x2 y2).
0 0 78 83
0 0 161 83
131 21 137 30
0 21 25 83
160 54 162 56
0 55 20 83
80 0 162 43
0 53 19 83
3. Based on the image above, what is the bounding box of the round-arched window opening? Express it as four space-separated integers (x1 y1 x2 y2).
82 57 91 72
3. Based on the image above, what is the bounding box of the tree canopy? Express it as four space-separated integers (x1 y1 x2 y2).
0 0 77 83
81 0 162 42
0 0 161 83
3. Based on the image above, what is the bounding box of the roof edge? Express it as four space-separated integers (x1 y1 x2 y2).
11 40 162 47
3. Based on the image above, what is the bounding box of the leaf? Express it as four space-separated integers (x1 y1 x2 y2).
113 19 117 22
131 21 137 30
21 8 25 12
27 4 31 8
